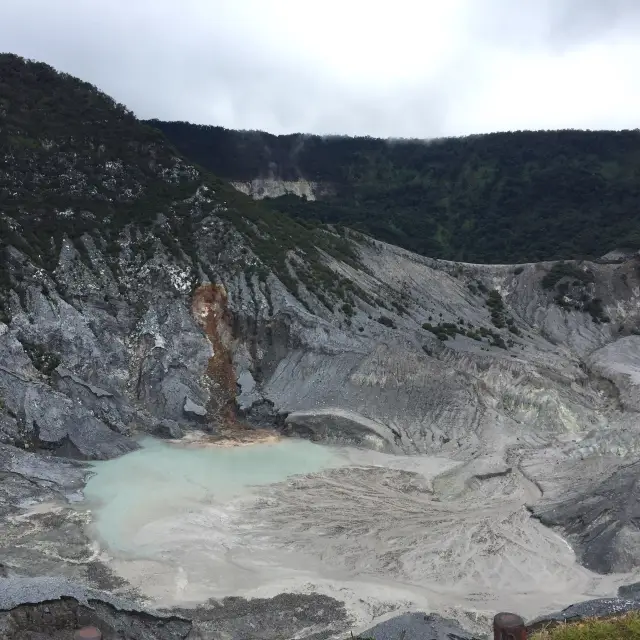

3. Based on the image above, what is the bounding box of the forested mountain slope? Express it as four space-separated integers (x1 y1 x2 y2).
0 55 362 326
148 119 640 263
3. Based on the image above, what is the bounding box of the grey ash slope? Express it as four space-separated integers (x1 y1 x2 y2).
3 53 640 636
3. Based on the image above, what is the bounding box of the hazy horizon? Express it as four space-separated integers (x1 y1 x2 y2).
2 0 639 138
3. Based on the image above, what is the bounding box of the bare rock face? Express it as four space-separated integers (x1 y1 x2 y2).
0 577 352 640
531 459 640 573
183 397 207 419
284 407 404 451
0 579 192 640
358 612 480 640
231 178 327 201
588 336 640 411
153 419 183 439
528 597 640 633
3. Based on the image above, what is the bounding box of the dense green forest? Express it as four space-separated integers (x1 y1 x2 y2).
0 54 199 268
148 120 640 263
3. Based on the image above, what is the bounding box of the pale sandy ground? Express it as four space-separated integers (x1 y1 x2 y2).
81 440 640 636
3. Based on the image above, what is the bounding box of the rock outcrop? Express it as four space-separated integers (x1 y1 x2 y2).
0 577 351 640
231 178 332 201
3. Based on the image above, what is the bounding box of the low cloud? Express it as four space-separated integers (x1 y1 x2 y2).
2 0 639 137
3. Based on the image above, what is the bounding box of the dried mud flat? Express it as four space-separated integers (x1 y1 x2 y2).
73 440 640 636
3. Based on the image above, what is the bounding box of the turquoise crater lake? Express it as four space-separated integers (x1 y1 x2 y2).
82 436 343 554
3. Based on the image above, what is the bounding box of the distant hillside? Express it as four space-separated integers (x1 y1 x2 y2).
147 120 640 264
0 54 362 322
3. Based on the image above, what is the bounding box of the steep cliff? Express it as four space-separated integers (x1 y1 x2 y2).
4 54 640 637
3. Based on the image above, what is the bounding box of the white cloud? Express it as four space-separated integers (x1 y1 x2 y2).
1 0 639 137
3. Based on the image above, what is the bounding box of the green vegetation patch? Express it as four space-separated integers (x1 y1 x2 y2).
532 612 640 640
223 186 365 299
542 262 595 290
422 320 508 348
541 262 609 323
377 315 396 328
422 321 460 341
584 297 610 324
21 341 61 376
486 289 506 328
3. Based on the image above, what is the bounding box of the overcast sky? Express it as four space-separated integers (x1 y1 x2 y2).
2 0 639 138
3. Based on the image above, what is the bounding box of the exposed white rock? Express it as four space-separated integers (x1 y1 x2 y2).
183 396 207 417
231 178 331 201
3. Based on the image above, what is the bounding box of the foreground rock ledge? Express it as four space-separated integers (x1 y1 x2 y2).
0 576 352 639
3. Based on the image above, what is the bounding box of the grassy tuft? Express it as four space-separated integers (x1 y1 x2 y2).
532 612 640 640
